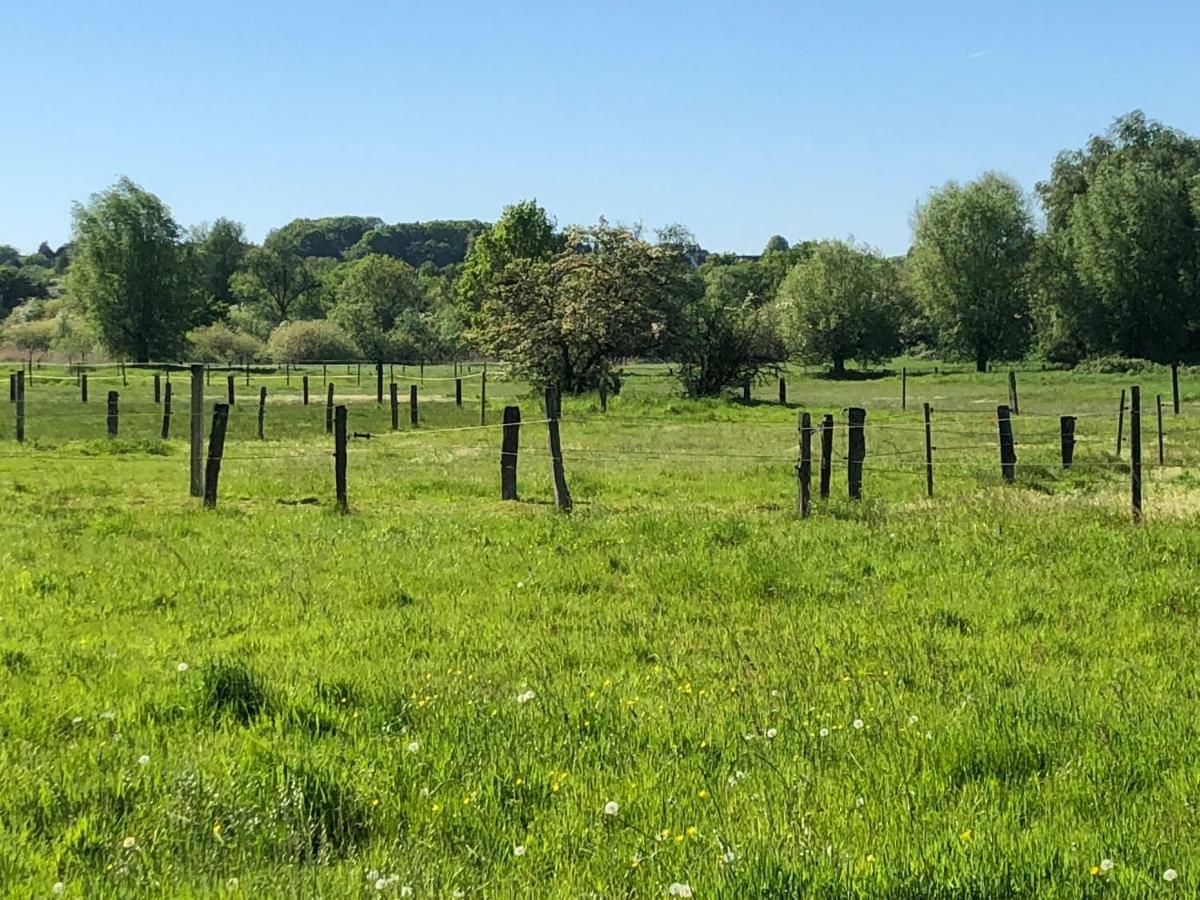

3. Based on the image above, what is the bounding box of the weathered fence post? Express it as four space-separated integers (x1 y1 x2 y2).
334 404 348 513
154 373 161 404
545 387 572 511
923 402 934 498
189 365 204 497
357 363 362 386
599 378 608 413
390 383 399 430
1060 415 1076 469
1172 362 1180 415
377 362 384 405
15 371 24 443
1131 385 1142 522
245 360 250 386
107 391 119 437
501 405 521 500
202 403 229 509
997 405 1016 483
901 367 907 411
226 374 235 406
742 378 751 403
480 369 487 426
8 371 14 403
1116 388 1126 455
847 407 866 500
257 386 267 440
779 378 787 405
285 361 290 386
819 413 833 499
1157 393 1165 465
206 364 211 386
409 384 418 427
1008 370 1019 415
322 363 327 385
455 377 463 409
161 381 172 440
121 361 127 387
303 375 310 406
81 373 88 403
797 411 812 517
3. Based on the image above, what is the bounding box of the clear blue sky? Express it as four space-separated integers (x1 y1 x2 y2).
4 0 1198 257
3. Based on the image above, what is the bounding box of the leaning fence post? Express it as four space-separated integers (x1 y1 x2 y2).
1157 393 1165 465
1131 385 1142 522
189 364 204 497
797 411 812 517
81 373 88 403
154 373 161 404
107 391 119 437
923 402 934 497
390 383 399 430
1060 415 1076 469
226 374 235 406
257 386 267 440
161 381 172 440
334 404 348 513
15 371 24 443
202 403 229 509
819 413 833 499
501 405 521 500
1008 370 1019 415
847 407 866 500
326 383 334 434
1116 388 1126 455
1172 362 1180 415
997 405 1016 483
409 384 418 427
545 387 572 511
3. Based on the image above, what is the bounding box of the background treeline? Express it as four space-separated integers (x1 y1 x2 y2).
3 110 1199 396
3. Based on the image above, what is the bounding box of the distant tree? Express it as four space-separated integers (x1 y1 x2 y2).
67 178 200 361
274 216 384 259
655 223 705 266
188 322 265 363
909 173 1035 371
51 311 99 362
0 245 21 267
763 235 790 254
458 200 562 310
776 240 902 375
232 231 321 325
347 220 489 268
6 318 56 363
0 265 50 313
327 254 426 360
192 218 248 322
475 224 698 392
266 319 359 363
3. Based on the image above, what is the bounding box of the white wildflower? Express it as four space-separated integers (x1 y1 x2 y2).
1164 869 1178 882
1100 858 1114 872
604 801 619 816
516 689 535 704
852 718 864 730
137 754 150 766
514 845 526 857
177 662 189 673
765 727 778 740
406 740 419 754
668 883 693 898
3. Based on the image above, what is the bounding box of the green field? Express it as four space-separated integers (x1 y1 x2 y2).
2 362 1200 897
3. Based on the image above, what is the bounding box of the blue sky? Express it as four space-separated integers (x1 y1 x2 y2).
3 0 1198 257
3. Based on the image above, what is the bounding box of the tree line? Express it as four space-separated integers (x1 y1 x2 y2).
3 110 1198 396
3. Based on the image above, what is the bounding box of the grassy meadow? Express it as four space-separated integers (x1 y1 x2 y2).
2 360 1200 897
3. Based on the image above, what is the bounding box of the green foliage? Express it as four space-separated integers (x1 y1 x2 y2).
190 218 247 322
458 200 562 311
776 241 902 374
763 234 789 254
475 224 700 391
266 319 359 363
0 264 51 314
188 322 265 363
347 220 488 269
274 216 384 259
327 255 427 361
66 177 200 362
910 173 1035 371
233 231 322 325
50 310 99 361
4 317 56 357
0 244 21 267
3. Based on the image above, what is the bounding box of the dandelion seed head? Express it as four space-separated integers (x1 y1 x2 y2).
516 689 536 704
53 884 65 895
121 837 136 850
137 754 149 766
853 718 864 730
406 740 419 753
177 662 189 673
1164 868 1178 882
766 728 778 740
819 727 830 738
514 845 526 857
604 801 619 816
1100 858 1114 872
668 883 693 898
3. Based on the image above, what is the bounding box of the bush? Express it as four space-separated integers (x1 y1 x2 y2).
188 322 265 363
1074 355 1164 375
266 320 359 363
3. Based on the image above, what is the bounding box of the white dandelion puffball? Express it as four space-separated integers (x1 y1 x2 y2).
375 878 387 891
137 754 150 766
514 845 526 857
1100 859 1114 872
819 727 830 738
52 884 64 895
766 727 778 740
406 740 419 754
604 801 619 816
908 715 919 725
400 887 413 898
853 718 864 730
668 883 693 898
122 837 136 850
516 689 535 704
856 796 865 808
177 662 189 673
1164 869 1178 882
723 849 736 864
453 890 465 899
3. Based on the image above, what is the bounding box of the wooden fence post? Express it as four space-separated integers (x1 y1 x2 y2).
1157 393 1165 465
997 405 1016 483
206 364 211 386
501 405 521 500
107 391 119 437
81 373 88 403
455 377 463 409
285 361 290 386
303 375 310 406
154 373 161 404
1131 385 1142 521
901 367 907 411
409 384 418 427
377 362 384 405
189 364 204 497
15 371 24 443
779 378 787 405
1008 370 1019 415
847 407 866 500
390 383 399 430
599 378 608 413
202 403 229 509
819 413 833 499
325 384 335 434
1172 362 1180 415
8 371 14 403
245 360 250 386
257 386 267 440
1116 388 1126 455
923 402 934 497
545 387 572 511
322 363 327 385
797 411 812 517
161 382 172 440
1060 415 1076 469
334 404 348 513
121 361 127 387
480 370 487 426
357 363 363 386
226 374 235 406
742 378 751 403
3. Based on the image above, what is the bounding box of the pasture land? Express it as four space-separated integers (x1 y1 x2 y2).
2 361 1200 897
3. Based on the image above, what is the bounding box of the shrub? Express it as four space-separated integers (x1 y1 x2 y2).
188 322 265 363
266 320 359 363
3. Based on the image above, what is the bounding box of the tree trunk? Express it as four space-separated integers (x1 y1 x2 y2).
975 349 987 373
832 356 845 377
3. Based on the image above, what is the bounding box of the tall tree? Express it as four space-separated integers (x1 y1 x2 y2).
776 241 902 374
458 200 562 310
232 230 321 325
910 173 1035 371
192 217 248 322
67 178 200 361
328 254 426 360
